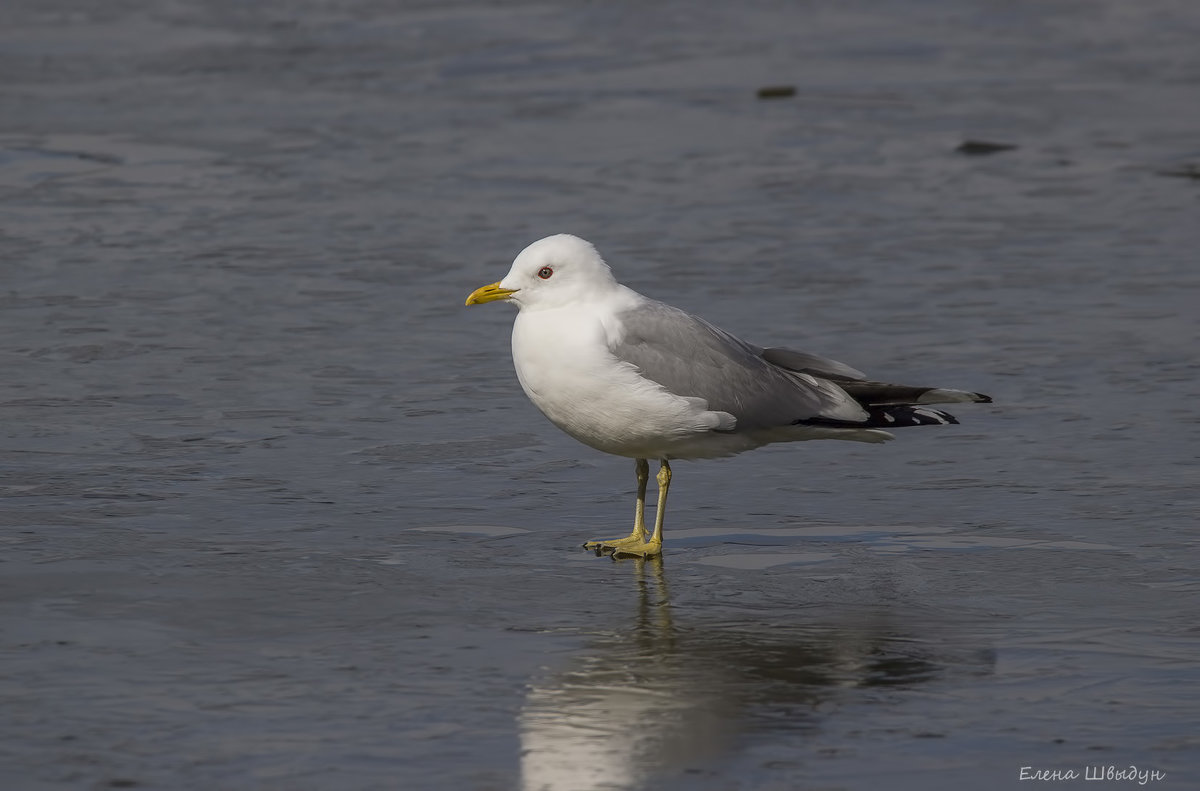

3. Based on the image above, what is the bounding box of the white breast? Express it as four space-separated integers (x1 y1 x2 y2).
510 306 731 458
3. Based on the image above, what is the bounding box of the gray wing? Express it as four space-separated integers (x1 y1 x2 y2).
608 301 864 431
763 346 991 407
760 347 866 381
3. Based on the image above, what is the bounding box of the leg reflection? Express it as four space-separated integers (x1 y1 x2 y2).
633 555 673 652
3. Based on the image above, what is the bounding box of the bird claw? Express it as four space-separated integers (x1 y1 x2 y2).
582 541 616 557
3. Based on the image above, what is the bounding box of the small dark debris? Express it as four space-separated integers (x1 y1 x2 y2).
107 780 139 788
73 150 123 165
757 85 796 99
956 139 1018 155
10 146 123 166
1157 164 1200 180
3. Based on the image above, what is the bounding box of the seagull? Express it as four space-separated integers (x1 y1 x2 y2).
465 234 991 559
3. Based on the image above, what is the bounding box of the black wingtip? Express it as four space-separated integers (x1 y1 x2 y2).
795 405 962 429
869 405 960 427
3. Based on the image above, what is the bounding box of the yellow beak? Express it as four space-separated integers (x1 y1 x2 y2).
465 281 518 306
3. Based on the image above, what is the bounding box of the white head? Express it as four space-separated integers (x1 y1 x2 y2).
465 234 618 310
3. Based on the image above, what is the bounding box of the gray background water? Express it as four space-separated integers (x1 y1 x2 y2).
2 1 1198 789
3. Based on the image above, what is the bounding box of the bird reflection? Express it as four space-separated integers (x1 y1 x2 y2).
519 559 993 791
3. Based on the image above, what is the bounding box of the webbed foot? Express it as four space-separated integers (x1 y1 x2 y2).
583 529 649 555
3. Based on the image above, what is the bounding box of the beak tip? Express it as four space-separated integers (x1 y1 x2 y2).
465 282 517 307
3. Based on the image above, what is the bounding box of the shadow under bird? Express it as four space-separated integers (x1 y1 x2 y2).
465 234 991 559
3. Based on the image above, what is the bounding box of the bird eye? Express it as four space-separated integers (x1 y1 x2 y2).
537 266 553 279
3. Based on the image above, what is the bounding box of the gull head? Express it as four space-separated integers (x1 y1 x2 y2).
465 234 617 310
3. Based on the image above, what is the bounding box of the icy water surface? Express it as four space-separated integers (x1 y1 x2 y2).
2 1 1198 789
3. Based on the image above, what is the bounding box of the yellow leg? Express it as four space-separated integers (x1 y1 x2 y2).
612 460 670 559
583 458 650 553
